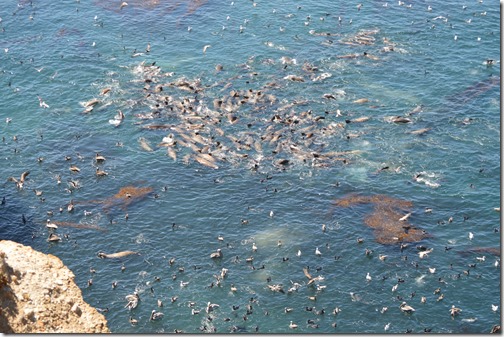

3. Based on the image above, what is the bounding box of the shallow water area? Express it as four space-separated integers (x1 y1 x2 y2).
0 0 501 334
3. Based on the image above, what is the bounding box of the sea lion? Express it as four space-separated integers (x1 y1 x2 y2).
97 251 140 259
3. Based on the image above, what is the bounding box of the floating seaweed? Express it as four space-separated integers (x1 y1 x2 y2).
48 221 107 232
458 247 500 257
333 194 429 245
76 185 154 214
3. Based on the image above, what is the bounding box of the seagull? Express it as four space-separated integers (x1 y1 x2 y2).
366 272 372 282
297 249 302 257
120 2 128 9
252 243 258 252
95 153 106 162
384 323 391 331
150 309 164 321
7 171 30 189
96 167 108 177
449 305 461 317
210 249 223 259
492 304 499 312
468 232 474 240
289 321 298 329
418 248 433 259
399 302 415 313
399 212 411 221
315 247 322 256
303 268 324 285
37 96 49 108
203 45 211 54
206 302 220 313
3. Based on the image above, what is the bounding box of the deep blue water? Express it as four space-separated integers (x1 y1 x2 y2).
0 0 501 333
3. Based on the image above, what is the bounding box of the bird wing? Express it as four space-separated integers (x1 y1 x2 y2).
20 171 30 182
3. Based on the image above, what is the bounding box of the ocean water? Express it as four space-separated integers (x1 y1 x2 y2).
0 0 501 333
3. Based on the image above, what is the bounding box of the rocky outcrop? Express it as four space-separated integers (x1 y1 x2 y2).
0 240 109 333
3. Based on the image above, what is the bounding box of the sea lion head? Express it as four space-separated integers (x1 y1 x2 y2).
97 252 107 259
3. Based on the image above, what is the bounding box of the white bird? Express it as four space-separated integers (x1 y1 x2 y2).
492 304 499 312
37 96 49 108
210 249 223 259
180 280 189 287
392 284 398 292
150 309 164 321
289 321 298 329
252 242 257 252
428 267 436 274
297 249 302 257
384 323 391 331
315 247 322 256
399 212 411 221
125 292 140 310
206 302 220 313
366 272 372 281
476 256 486 262
203 45 211 54
418 248 433 259
400 302 415 313
468 232 474 240
380 307 388 314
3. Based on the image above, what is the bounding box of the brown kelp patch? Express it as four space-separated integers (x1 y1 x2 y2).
333 194 429 245
48 221 107 232
458 247 500 257
77 185 154 213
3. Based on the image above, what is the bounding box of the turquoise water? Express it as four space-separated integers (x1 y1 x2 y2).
0 0 501 333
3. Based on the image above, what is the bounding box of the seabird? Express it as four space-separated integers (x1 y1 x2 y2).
315 247 322 256
7 171 30 189
96 168 108 176
47 233 61 242
399 302 415 313
210 249 223 259
289 321 298 329
95 153 106 162
450 305 461 317
150 309 164 321
125 292 140 310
